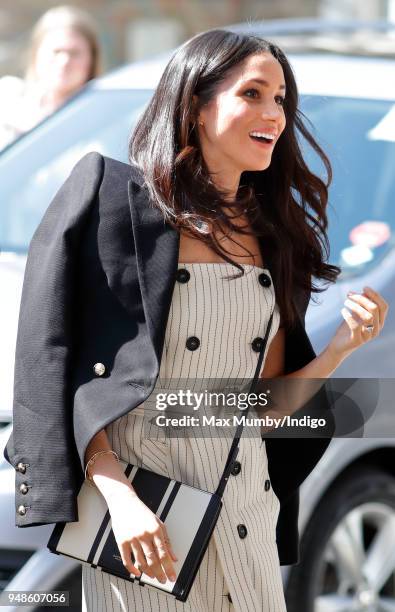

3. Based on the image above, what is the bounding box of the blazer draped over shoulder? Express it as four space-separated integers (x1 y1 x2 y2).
3 151 335 566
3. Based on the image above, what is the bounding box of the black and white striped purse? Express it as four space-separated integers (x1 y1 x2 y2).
48 311 274 602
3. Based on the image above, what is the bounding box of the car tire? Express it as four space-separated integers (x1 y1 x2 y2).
285 465 395 612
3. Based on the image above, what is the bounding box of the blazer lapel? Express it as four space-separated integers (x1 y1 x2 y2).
128 179 180 366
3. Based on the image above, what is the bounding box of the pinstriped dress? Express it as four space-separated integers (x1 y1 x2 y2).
82 262 286 612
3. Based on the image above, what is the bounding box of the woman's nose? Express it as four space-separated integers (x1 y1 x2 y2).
55 51 72 67
260 102 282 121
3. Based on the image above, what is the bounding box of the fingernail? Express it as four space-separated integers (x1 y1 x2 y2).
169 574 176 581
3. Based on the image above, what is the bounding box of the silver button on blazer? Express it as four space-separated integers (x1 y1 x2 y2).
3 151 335 566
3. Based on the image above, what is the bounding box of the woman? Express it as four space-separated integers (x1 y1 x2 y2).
4 30 388 611
0 5 101 150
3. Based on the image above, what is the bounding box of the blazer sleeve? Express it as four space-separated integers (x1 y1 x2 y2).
3 151 104 527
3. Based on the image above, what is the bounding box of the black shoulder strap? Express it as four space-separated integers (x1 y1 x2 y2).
215 308 274 499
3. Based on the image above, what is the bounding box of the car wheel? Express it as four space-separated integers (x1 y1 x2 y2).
286 466 395 612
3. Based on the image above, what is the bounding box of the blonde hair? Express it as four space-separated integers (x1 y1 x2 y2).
25 5 102 82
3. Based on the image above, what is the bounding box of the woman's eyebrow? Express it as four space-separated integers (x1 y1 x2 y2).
243 77 286 91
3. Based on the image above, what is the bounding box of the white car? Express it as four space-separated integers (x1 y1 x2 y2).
1 19 395 612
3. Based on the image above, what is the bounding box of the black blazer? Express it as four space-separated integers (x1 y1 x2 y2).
3 151 334 566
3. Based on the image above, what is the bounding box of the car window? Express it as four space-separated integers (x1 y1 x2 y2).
0 88 152 253
300 95 395 278
1 88 394 279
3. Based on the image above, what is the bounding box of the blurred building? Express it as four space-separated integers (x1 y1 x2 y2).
0 0 393 77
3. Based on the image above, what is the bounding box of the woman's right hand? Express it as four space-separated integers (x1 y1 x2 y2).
107 487 178 583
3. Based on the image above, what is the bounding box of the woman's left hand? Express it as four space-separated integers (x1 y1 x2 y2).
326 286 389 361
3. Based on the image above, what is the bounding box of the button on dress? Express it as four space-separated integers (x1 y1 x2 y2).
82 262 286 612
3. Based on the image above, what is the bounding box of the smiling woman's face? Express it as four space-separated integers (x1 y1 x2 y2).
196 51 287 179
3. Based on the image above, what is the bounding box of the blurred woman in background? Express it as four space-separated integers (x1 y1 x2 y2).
0 5 101 150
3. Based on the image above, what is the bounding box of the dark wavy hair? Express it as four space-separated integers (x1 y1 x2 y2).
129 28 341 330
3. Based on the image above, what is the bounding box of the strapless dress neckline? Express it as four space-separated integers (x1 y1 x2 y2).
178 262 270 273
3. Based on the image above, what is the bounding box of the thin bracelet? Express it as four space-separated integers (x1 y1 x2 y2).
84 450 120 487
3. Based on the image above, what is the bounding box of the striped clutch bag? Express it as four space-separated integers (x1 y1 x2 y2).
47 459 223 602
47 309 273 602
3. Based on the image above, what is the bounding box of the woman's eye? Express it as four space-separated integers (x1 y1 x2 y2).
244 88 259 98
244 89 285 106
